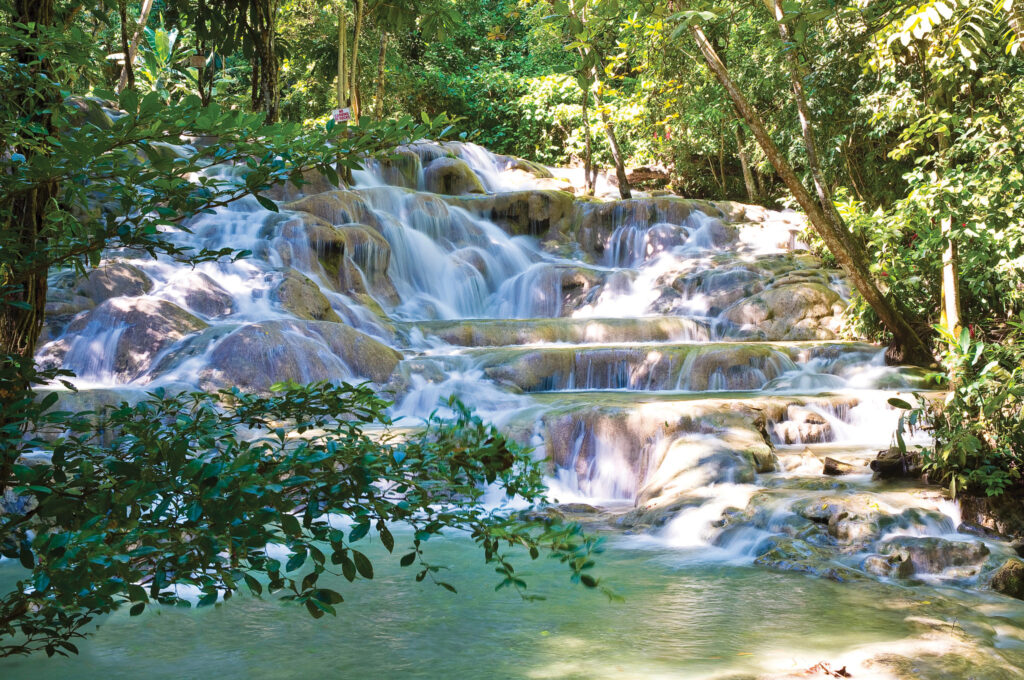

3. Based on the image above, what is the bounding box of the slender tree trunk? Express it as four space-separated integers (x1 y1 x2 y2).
349 0 364 119
771 0 847 235
691 24 931 364
117 0 134 92
718 125 727 198
937 134 961 335
117 0 153 93
581 84 595 196
337 2 347 109
734 122 758 201
373 32 388 120
1009 0 1024 51
593 78 631 199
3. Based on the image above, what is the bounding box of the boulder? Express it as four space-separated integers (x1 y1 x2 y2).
958 493 1024 539
989 558 1024 599
72 262 153 303
442 190 576 239
199 319 401 392
161 270 234 318
284 190 378 227
38 298 206 382
861 553 914 579
722 282 844 341
879 536 990 575
272 270 342 322
422 157 486 195
753 536 863 582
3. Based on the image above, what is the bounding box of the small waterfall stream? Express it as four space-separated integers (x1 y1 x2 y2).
19 139 1024 679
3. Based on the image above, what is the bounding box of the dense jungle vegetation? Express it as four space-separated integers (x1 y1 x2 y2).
1 0 1022 659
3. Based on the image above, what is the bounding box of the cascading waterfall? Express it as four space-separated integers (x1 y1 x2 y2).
23 137 1024 680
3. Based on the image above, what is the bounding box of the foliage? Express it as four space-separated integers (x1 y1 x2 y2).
0 378 608 657
923 325 1024 497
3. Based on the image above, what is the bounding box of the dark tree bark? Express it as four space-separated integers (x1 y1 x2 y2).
2 0 57 363
251 0 280 123
117 0 153 93
117 0 135 91
691 24 932 365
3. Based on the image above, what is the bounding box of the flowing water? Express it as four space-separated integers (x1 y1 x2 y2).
8 141 1024 678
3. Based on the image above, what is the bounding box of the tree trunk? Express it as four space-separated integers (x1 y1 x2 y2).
117 0 134 91
734 122 758 201
594 78 631 199
937 134 961 335
581 84 595 196
1009 0 1024 51
250 0 279 123
117 0 153 93
691 24 932 365
771 0 848 238
349 0 364 119
373 32 388 120
2 0 56 364
337 1 347 109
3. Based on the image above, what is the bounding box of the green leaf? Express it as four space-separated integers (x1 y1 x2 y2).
352 550 374 579
255 194 279 212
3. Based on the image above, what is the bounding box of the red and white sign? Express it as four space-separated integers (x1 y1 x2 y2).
333 107 352 123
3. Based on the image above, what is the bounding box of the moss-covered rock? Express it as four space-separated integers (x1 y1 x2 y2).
990 558 1024 599
723 282 844 341
879 536 990 575
442 190 577 239
272 270 342 322
199 319 402 391
422 156 486 195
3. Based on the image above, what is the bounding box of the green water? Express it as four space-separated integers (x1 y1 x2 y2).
5 530 1001 680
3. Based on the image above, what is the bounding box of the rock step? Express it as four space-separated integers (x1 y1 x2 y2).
396 316 712 348
430 341 919 393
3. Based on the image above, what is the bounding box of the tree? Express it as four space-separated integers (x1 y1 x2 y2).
116 0 154 93
682 17 933 365
0 5 608 656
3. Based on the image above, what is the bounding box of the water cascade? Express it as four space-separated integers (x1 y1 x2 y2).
15 139 1024 679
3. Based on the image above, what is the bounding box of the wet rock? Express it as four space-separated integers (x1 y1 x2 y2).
370 149 422 189
878 536 990 575
773 405 833 445
199 319 401 392
722 282 844 341
753 536 863 582
161 270 234 318
284 189 378 227
73 262 154 303
443 190 576 239
791 494 892 545
422 156 486 195
862 553 914 579
637 438 760 506
869 447 923 480
823 457 862 476
959 493 1024 539
38 298 206 382
989 558 1024 599
272 270 342 322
